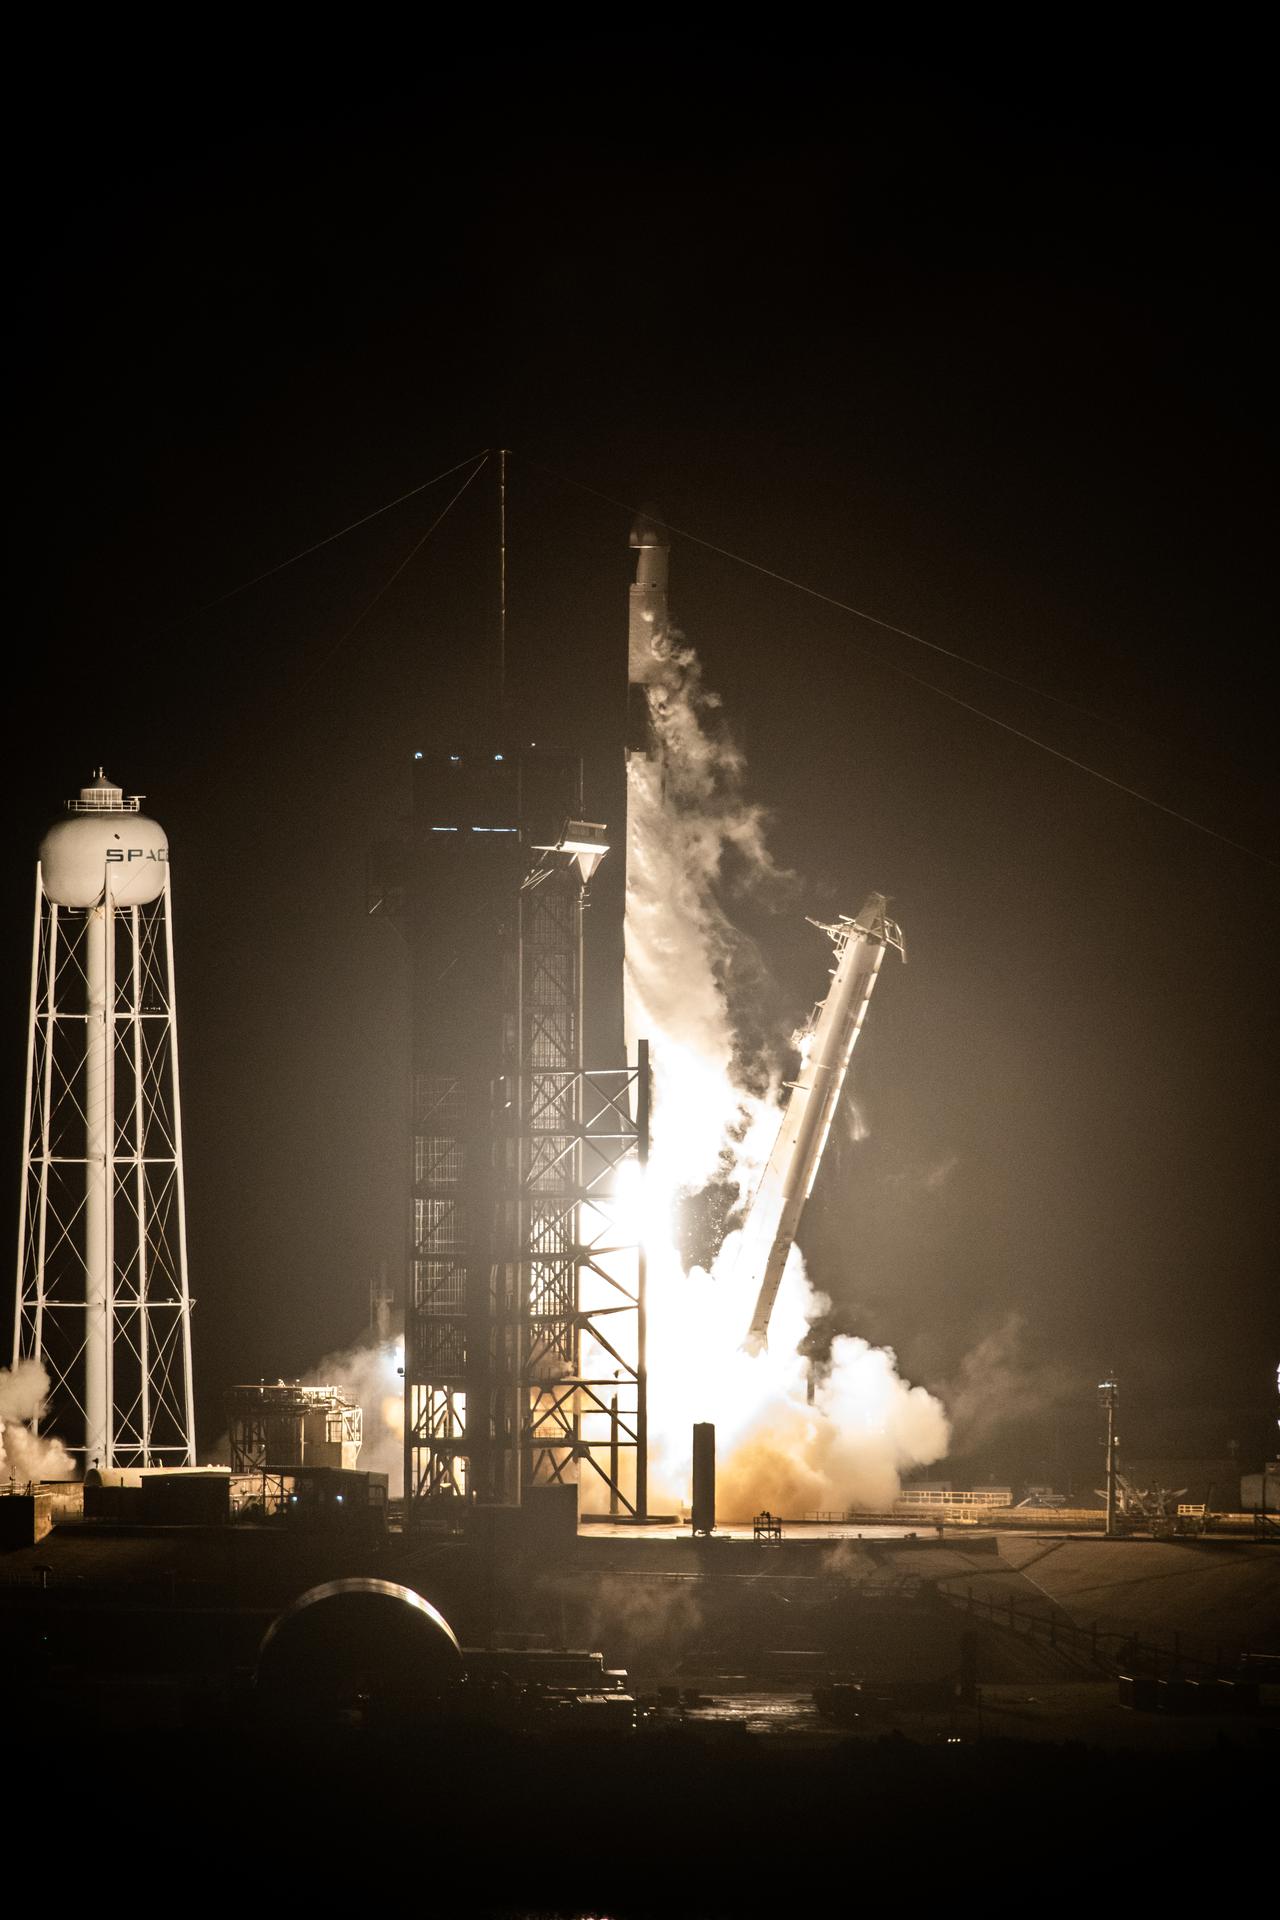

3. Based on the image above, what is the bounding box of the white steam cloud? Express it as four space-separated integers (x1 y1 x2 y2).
303 1332 405 1495
624 630 788 1200
0 1360 75 1484
626 615 950 1519
643 1237 949 1519
940 1313 1071 1453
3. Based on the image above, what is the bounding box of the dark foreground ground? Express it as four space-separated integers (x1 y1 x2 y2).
4 1520 1276 1908
13 1709 1273 1912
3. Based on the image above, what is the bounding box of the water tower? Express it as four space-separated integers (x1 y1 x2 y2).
13 771 195 1468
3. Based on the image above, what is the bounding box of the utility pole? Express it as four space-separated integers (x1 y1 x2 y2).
497 446 507 718
1099 1376 1120 1538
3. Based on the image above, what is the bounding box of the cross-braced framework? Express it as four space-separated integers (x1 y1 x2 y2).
13 868 195 1467
520 1057 648 1516
406 1070 472 1500
514 854 648 1515
406 846 649 1519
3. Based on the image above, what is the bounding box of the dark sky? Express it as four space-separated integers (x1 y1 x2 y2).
9 59 1277 1464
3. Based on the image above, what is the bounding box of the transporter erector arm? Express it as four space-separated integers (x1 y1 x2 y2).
739 895 905 1351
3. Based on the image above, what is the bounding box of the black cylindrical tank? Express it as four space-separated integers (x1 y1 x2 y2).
256 1577 463 1724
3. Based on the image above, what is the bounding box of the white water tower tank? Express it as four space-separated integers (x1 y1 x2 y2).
39 769 169 907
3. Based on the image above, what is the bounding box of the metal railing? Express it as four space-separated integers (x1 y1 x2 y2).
943 1582 1253 1678
65 792 141 813
896 1489 1013 1510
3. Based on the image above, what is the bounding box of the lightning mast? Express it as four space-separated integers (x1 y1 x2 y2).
738 896 905 1350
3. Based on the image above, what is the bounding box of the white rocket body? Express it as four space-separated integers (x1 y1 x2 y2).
739 896 904 1350
628 517 670 692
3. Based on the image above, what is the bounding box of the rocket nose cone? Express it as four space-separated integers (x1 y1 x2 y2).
629 508 670 550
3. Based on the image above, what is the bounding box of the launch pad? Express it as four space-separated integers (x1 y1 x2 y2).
371 510 912 1536
5 493 920 1547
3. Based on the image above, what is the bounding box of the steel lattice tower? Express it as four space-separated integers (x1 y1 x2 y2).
513 852 648 1511
13 771 195 1469
401 747 646 1518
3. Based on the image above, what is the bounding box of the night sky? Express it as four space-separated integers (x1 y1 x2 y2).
9 61 1276 1473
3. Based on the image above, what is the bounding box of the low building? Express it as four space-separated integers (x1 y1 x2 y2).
229 1465 388 1531
225 1382 363 1472
83 1467 231 1525
0 1480 83 1550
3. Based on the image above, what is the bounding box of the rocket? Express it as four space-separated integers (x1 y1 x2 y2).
738 896 905 1351
627 513 673 759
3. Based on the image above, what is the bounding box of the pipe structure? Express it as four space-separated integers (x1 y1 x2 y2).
1100 1377 1120 1538
84 896 110 1466
738 896 905 1351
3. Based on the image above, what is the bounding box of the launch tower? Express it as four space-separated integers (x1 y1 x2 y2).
401 747 647 1519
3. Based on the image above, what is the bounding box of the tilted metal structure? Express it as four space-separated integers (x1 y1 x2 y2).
14 771 195 1468
737 897 905 1351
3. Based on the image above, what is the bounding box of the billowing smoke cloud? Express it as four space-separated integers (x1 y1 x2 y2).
644 1237 949 1520
0 1360 75 1484
882 1150 960 1194
625 622 790 1200
304 1331 405 1495
625 619 949 1519
821 1541 879 1583
577 1571 704 1665
940 1313 1071 1452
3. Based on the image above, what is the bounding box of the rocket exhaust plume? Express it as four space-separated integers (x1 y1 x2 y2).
623 524 948 1518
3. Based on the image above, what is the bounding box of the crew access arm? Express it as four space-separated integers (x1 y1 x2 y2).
739 895 904 1350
